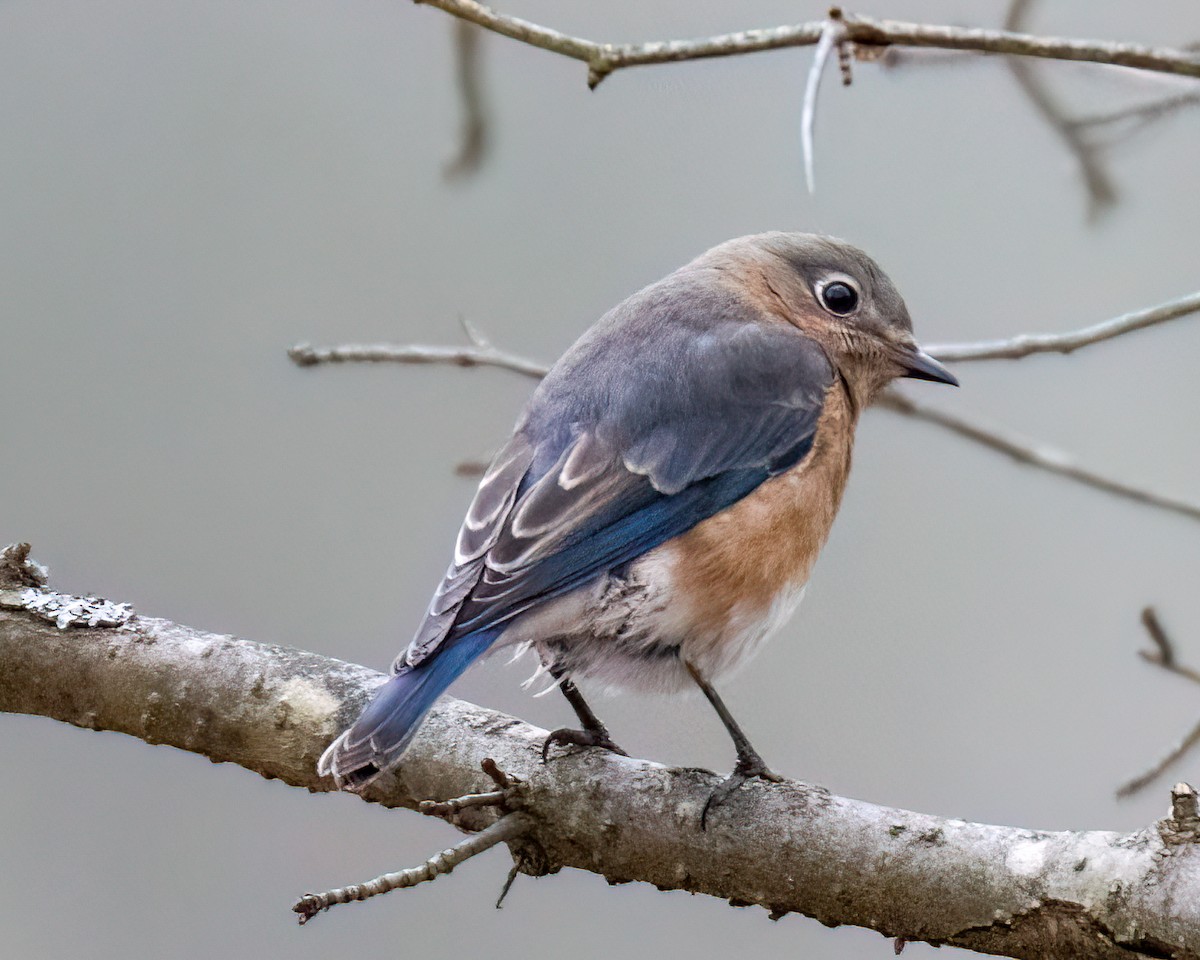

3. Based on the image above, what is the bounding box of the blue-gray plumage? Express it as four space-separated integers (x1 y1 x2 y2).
319 232 956 814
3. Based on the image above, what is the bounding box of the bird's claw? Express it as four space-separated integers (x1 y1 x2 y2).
700 755 784 830
541 727 627 762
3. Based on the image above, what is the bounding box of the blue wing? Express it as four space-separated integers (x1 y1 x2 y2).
320 267 836 786
402 272 835 669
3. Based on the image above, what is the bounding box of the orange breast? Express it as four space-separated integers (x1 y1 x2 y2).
663 380 856 638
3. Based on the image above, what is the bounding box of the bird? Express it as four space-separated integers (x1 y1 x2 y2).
319 232 957 821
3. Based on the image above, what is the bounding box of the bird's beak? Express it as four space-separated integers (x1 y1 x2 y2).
900 346 959 387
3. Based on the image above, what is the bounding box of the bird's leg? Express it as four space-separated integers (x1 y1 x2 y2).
542 666 627 761
684 660 784 829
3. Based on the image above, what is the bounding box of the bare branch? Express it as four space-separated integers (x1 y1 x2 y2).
877 389 1200 524
299 757 530 921
413 0 1200 89
288 340 548 379
293 812 532 923
288 287 1200 525
1004 0 1115 218
1118 719 1200 800
1142 606 1180 672
420 788 507 817
801 15 849 194
3 545 1200 958
290 291 1200 374
1072 90 1200 136
2 552 1200 955
925 290 1200 362
1118 608 1200 798
1140 624 1200 686
443 20 490 180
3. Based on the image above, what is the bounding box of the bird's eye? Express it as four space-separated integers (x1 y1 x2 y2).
819 281 859 316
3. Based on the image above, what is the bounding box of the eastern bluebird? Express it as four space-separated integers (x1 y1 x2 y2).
319 232 957 816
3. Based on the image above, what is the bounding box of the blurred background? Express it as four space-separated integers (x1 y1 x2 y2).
2 0 1199 956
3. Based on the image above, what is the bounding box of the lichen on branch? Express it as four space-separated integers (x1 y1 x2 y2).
1 543 1198 959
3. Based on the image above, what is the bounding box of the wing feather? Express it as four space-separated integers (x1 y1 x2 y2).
398 271 835 671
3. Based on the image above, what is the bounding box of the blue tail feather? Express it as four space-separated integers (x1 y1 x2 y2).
319 628 499 788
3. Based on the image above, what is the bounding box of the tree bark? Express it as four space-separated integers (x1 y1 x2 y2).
1 550 1197 959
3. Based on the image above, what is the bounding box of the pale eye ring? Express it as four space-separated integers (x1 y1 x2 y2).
818 279 860 316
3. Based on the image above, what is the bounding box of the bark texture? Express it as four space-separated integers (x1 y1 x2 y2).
1 550 1198 959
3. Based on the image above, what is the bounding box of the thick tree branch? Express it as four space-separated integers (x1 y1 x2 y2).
414 0 1200 89
1 547 1198 959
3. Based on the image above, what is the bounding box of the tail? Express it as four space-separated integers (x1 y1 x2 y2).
318 628 499 790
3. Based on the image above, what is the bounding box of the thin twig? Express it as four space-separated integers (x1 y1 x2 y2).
1118 721 1200 799
459 313 491 349
455 458 492 478
443 20 490 179
413 0 1200 89
1138 608 1200 686
288 341 549 379
1072 91 1200 134
925 290 1200 362
289 288 1200 524
293 812 532 924
1005 0 1114 219
1109 609 1200 798
877 389 1200 524
1142 607 1178 670
420 789 507 816
419 757 520 816
495 851 524 908
801 14 848 194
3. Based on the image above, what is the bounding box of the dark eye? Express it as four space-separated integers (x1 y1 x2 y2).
820 281 859 316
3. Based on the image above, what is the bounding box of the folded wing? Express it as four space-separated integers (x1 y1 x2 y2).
399 291 835 673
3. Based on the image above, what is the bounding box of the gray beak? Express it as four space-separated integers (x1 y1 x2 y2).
902 347 959 387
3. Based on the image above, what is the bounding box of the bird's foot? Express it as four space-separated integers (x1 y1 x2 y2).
700 754 784 830
541 726 627 762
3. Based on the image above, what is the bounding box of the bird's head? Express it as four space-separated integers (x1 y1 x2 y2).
709 232 958 407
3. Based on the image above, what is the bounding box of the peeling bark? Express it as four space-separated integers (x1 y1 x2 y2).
1 550 1198 959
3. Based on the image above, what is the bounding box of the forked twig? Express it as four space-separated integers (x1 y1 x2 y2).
1138 607 1200 686
293 812 532 923
1005 0 1115 219
1118 608 1200 798
295 758 530 923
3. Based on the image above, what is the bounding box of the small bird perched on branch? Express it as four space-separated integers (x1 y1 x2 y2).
320 232 957 821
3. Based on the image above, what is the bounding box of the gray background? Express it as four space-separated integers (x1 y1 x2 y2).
2 1 1199 957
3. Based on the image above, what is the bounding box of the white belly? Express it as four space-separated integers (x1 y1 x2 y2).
499 547 810 695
